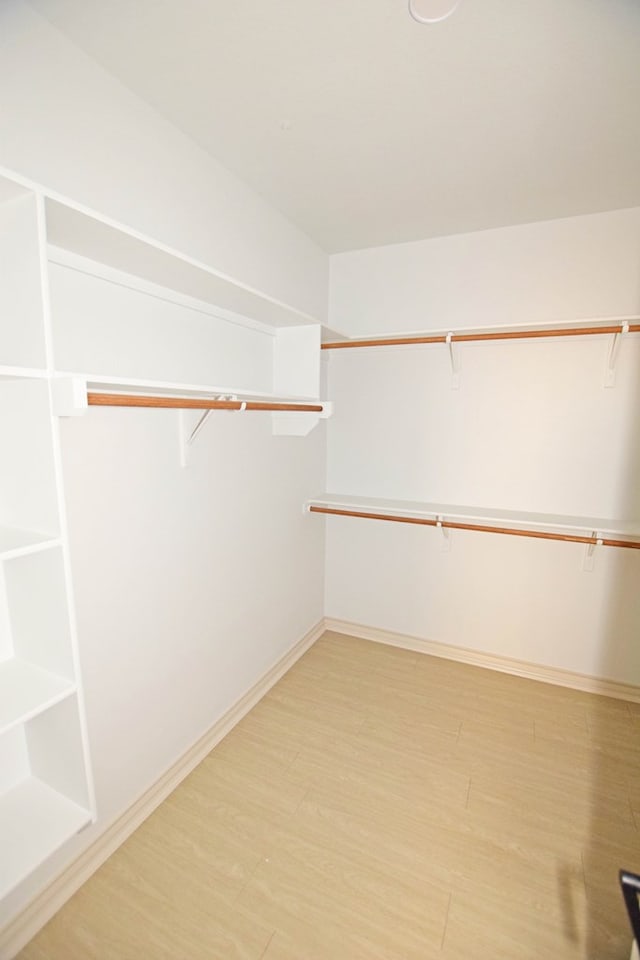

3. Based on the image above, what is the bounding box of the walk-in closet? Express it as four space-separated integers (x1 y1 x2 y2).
0 1 639 958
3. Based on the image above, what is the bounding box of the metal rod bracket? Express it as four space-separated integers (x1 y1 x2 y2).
436 515 452 552
583 531 603 572
446 333 460 389
604 321 629 387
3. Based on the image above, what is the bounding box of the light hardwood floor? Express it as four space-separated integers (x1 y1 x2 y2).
19 631 640 959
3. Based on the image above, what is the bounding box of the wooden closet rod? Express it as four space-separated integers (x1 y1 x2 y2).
87 393 324 412
322 322 640 350
309 506 640 550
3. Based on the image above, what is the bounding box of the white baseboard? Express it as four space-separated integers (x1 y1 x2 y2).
324 618 640 703
0 619 325 960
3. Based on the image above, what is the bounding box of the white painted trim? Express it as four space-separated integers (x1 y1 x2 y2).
324 618 640 703
0 619 324 959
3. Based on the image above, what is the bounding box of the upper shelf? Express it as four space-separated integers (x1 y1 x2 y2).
45 199 317 330
307 494 640 546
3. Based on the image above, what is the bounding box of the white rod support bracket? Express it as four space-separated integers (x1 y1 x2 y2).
446 333 460 389
582 532 603 572
187 409 213 447
604 321 629 387
178 410 194 468
180 394 250 465
436 516 452 552
51 376 88 416
179 401 223 468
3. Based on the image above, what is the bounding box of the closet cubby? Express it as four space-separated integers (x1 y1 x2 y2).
0 698 91 900
0 181 47 374
0 378 60 545
0 547 76 737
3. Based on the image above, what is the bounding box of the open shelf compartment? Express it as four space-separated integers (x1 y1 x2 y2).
0 527 60 562
0 184 47 370
0 547 77 735
0 379 60 539
0 659 75 737
0 699 92 899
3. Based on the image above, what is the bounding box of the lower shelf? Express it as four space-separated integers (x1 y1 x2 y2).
306 494 640 548
0 659 76 737
0 527 59 561
0 777 91 899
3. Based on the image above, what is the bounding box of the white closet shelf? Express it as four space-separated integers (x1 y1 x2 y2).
0 365 48 381
0 527 60 561
0 778 91 899
45 198 317 330
306 494 640 543
0 659 75 736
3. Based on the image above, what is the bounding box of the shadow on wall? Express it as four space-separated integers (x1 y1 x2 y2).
584 343 640 959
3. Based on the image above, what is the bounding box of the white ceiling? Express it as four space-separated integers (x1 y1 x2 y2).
29 0 640 253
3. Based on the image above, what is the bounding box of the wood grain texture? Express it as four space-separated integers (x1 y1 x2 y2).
87 393 323 412
19 631 640 960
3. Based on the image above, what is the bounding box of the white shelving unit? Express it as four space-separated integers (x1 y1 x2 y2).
0 172 94 900
0 161 328 904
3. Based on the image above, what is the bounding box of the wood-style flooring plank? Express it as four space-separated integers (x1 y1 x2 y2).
18 631 639 960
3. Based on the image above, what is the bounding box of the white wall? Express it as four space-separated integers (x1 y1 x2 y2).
325 210 640 683
61 404 326 846
0 1 328 323
330 207 640 335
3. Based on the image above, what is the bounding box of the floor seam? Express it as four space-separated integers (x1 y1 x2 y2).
440 890 453 951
